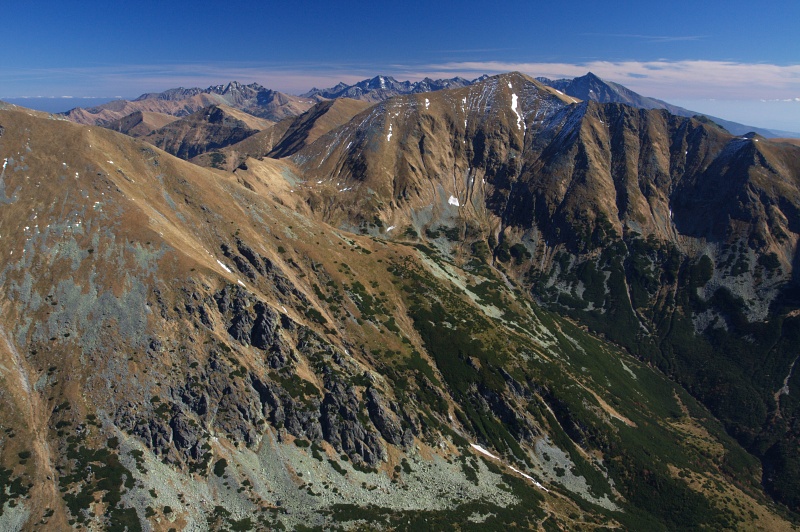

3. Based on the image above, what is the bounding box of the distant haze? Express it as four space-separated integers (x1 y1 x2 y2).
670 99 800 134
3 97 126 113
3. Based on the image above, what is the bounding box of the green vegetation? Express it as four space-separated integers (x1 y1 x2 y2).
58 435 141 530
0 466 29 516
384 244 767 528
213 458 228 477
208 152 225 169
537 231 800 513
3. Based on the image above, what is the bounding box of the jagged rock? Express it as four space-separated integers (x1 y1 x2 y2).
321 382 386 465
227 311 253 344
236 239 266 275
170 412 199 454
400 405 423 437
366 388 405 446
212 285 291 358
152 287 169 318
197 303 214 328
251 302 280 350
180 384 209 416
222 242 257 280
134 416 173 458
250 376 322 441
216 385 261 446
147 338 163 354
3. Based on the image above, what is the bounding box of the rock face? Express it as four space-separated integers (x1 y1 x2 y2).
0 78 799 530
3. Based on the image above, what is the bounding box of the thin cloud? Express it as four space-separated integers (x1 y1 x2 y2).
3 60 800 102
581 33 704 43
416 60 800 100
0 63 375 97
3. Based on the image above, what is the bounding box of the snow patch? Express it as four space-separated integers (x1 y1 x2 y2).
470 444 548 491
387 124 393 142
216 259 232 274
386 225 395 232
620 360 638 380
470 443 499 460
425 98 430 109
508 465 549 491
510 93 524 130
237 279 246 287
448 195 460 206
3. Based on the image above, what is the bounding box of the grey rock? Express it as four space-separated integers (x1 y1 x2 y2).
366 388 405 446
250 302 280 350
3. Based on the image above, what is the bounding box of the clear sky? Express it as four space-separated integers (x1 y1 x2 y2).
2 0 799 131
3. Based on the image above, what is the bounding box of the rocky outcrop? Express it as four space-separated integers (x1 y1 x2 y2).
321 382 385 465
365 387 408 447
210 285 292 369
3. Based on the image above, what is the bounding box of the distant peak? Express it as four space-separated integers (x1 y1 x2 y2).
497 71 533 84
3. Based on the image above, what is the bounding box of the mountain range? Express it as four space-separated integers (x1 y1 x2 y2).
0 71 799 530
301 75 485 102
538 72 799 138
62 73 800 141
63 81 320 127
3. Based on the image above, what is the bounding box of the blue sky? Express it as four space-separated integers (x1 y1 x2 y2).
2 0 799 131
